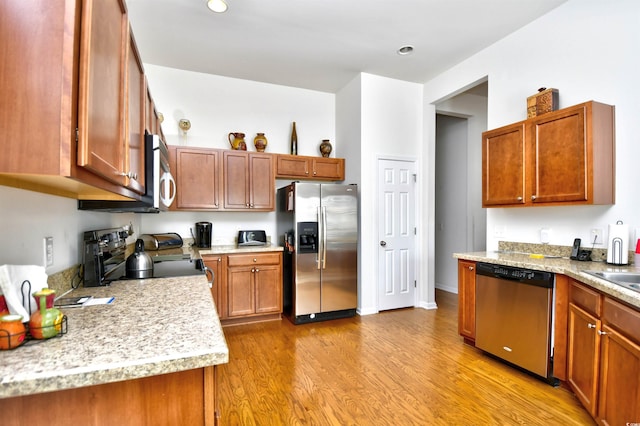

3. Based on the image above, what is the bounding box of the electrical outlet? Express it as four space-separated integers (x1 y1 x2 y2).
44 237 53 267
540 228 550 244
590 228 603 245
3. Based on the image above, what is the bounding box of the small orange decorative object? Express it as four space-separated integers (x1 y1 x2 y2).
253 133 268 152
29 289 63 339
0 314 26 350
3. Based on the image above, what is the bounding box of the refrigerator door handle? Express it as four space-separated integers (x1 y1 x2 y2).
321 206 327 269
316 206 322 270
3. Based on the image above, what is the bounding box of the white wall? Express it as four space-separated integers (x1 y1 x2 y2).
142 65 337 244
422 0 640 252
145 65 335 156
0 186 139 274
342 73 424 314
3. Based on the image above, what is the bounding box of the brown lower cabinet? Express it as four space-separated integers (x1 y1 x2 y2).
457 259 476 343
203 251 283 325
457 261 640 424
0 366 218 426
568 280 640 425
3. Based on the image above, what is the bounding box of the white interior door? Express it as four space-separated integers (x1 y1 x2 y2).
377 158 416 311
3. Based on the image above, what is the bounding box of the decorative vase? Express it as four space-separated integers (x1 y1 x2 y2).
319 139 332 158
0 314 26 350
290 122 298 155
228 132 247 150
29 289 63 340
254 133 268 152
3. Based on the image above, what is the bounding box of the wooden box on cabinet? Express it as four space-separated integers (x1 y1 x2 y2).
0 0 148 201
275 154 345 181
457 259 476 344
482 101 615 208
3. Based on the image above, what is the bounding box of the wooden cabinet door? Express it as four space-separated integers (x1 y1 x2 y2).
529 105 587 204
597 325 640 426
248 153 275 210
223 151 250 209
312 158 345 180
254 264 282 314
276 155 310 178
173 148 221 210
77 0 128 187
226 266 255 317
567 303 601 416
202 255 224 318
457 259 476 342
481 122 526 207
123 27 145 195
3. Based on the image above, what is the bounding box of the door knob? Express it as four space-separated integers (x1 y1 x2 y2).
380 241 386 247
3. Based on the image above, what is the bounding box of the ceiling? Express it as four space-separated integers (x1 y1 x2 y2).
127 0 567 94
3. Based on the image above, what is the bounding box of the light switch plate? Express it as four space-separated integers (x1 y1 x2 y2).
44 237 53 267
540 228 550 244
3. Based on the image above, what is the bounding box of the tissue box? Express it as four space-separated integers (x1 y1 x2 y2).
527 88 559 118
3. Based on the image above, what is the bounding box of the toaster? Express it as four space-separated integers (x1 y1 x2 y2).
140 233 184 250
237 230 267 246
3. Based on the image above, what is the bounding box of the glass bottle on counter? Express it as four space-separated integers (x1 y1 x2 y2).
290 121 298 155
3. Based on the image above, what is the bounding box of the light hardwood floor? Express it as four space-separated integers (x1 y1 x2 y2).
217 290 595 425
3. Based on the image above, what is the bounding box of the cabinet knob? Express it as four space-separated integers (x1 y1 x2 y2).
516 196 523 201
531 195 537 200
305 171 309 175
255 268 260 273
588 323 596 329
468 266 474 271
313 171 317 175
597 330 607 335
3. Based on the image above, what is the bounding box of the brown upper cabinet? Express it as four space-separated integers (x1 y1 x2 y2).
482 101 615 207
276 154 345 181
0 0 148 200
169 146 222 211
223 151 275 211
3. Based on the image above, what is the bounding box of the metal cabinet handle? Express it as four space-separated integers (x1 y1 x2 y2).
597 330 607 335
203 265 214 288
380 241 386 247
588 323 596 329
118 171 138 180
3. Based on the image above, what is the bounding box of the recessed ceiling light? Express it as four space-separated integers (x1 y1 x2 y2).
207 0 228 13
397 45 414 55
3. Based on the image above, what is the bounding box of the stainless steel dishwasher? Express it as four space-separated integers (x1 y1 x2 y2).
475 262 556 383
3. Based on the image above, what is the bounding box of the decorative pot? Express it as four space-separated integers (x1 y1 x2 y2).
29 289 63 340
0 314 26 350
254 133 268 152
228 132 247 150
319 139 332 158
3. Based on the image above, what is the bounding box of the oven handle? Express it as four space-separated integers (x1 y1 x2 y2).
203 265 214 288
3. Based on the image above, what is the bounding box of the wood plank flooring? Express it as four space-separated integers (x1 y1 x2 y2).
217 290 595 425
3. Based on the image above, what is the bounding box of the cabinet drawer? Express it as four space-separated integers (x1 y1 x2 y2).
603 297 640 344
227 252 281 267
570 281 602 316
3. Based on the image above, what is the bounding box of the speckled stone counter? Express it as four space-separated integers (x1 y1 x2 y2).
0 275 228 399
198 243 283 256
454 251 640 309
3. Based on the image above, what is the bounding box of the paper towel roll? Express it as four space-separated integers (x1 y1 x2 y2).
0 265 49 322
606 221 629 265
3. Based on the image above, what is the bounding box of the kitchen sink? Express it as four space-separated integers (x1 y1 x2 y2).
582 270 640 293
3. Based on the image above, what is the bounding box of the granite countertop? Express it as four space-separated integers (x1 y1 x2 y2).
0 275 228 399
454 251 640 309
142 242 283 260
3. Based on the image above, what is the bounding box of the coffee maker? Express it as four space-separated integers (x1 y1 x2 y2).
193 222 212 248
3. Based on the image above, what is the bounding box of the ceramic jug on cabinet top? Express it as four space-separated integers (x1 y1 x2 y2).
228 132 247 150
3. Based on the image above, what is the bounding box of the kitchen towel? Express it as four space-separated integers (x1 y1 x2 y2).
0 265 48 322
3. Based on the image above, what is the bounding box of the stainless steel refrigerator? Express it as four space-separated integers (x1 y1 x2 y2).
277 182 358 324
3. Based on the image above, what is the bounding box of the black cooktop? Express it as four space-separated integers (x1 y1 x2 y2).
108 254 206 282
